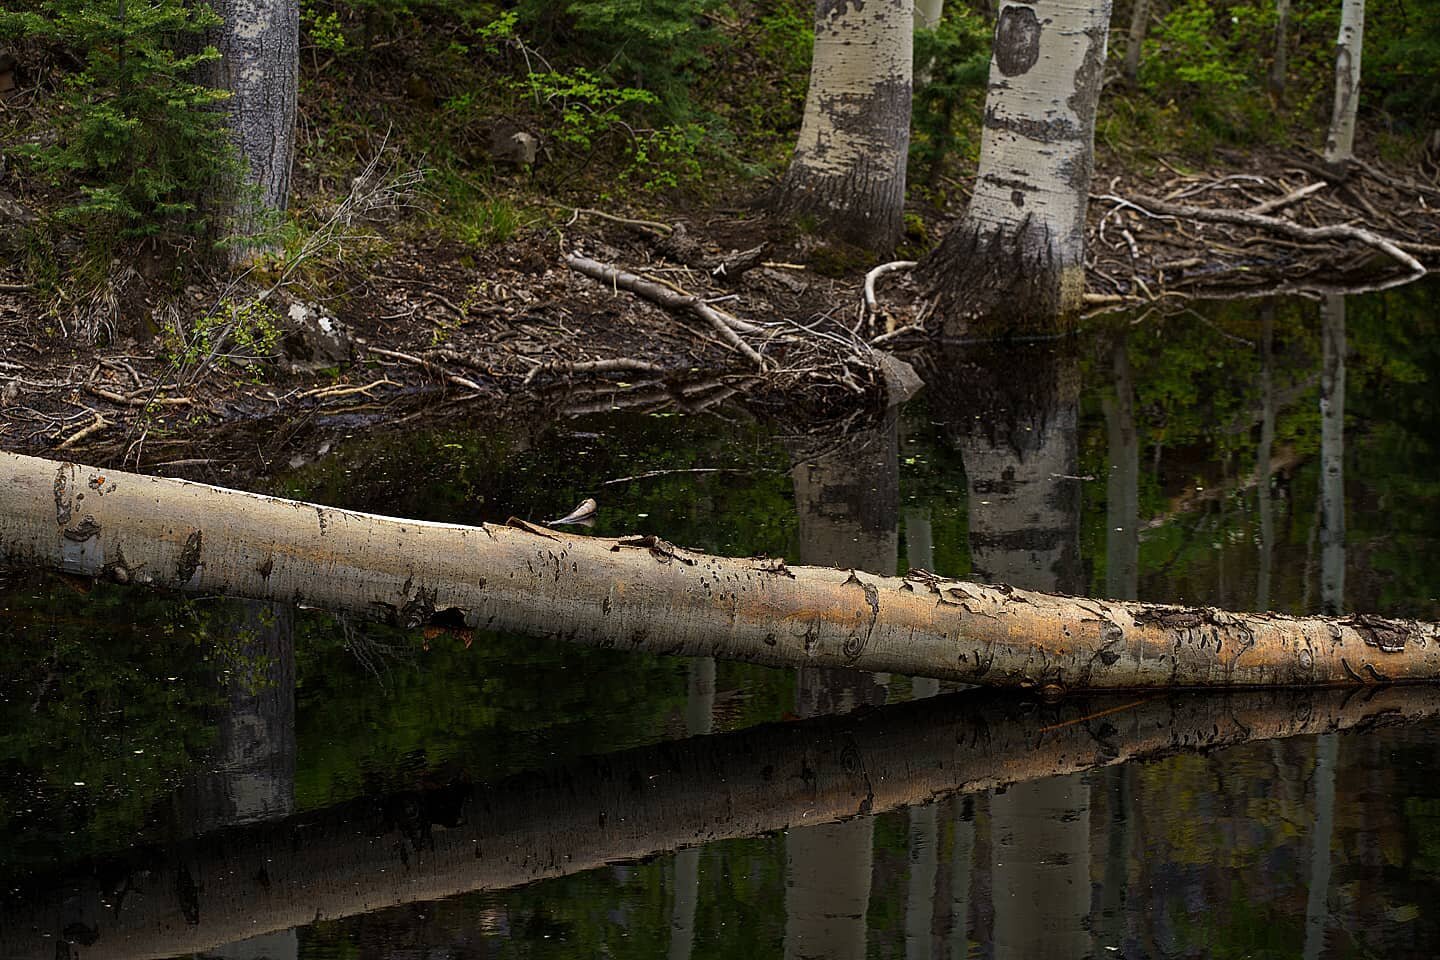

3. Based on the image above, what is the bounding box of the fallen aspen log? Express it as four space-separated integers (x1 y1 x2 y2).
3 450 1440 689
3 685 1435 960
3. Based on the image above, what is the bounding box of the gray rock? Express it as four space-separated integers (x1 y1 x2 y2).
282 301 353 368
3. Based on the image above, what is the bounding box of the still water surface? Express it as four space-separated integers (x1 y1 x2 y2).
4 281 1440 958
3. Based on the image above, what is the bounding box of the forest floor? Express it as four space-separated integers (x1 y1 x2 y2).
2 143 1439 477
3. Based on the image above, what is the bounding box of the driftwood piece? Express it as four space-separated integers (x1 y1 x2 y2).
523 357 669 386
1129 194 1426 275
8 451 1440 690
565 253 766 366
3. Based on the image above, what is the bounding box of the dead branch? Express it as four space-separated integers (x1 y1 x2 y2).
1128 194 1426 275
523 358 670 386
863 260 917 314
565 254 766 367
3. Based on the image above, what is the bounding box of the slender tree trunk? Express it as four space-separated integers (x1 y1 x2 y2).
947 797 975 959
939 344 1091 959
1270 0 1291 101
917 0 1112 335
1104 334 1139 601
1122 0 1149 83
7 450 1440 688
208 0 299 247
1302 734 1340 960
774 0 914 254
784 412 895 960
1323 0 1364 168
1319 295 1346 615
1257 306 1277 612
7 686 1434 960
668 657 715 960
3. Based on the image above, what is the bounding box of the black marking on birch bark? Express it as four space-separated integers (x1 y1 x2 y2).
1348 613 1411 653
839 738 876 815
399 586 438 629
176 529 203 584
982 105 1081 143
616 534 696 565
1363 663 1392 683
54 466 72 526
842 571 881 661
315 506 329 535
256 554 275 579
1341 658 1364 683
993 5 1042 77
62 516 101 542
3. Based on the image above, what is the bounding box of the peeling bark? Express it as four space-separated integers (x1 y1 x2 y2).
774 0 913 254
918 0 1112 335
7 451 1440 689
4 686 1435 960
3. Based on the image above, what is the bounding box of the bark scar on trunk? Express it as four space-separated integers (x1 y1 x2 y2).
176 529 203 585
614 535 696 566
1347 613 1412 653
843 571 881 661
53 465 71 526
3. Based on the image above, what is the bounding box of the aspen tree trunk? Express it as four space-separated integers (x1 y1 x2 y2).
208 0 299 246
1319 295 1346 615
775 0 913 254
784 413 895 960
918 0 1112 335
1271 0 1292 100
1257 306 1277 612
940 344 1091 959
1104 334 1139 601
947 797 975 959
1302 734 1340 960
1123 0 1149 83
1323 0 1364 167
7 449 1440 688
667 657 714 960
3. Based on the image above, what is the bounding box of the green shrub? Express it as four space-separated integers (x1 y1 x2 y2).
0 0 238 242
910 9 992 189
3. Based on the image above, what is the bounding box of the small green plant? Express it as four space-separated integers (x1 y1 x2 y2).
162 298 282 377
455 197 522 246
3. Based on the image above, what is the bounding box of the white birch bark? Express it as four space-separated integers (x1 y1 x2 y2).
776 0 914 254
208 0 299 243
920 0 1112 334
1123 0 1149 83
915 0 944 29
1302 734 1340 960
1323 0 1364 167
7 450 1440 688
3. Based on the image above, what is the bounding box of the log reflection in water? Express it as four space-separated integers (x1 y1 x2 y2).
4 686 1439 960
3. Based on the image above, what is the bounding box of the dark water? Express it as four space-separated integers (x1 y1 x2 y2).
4 280 1440 959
